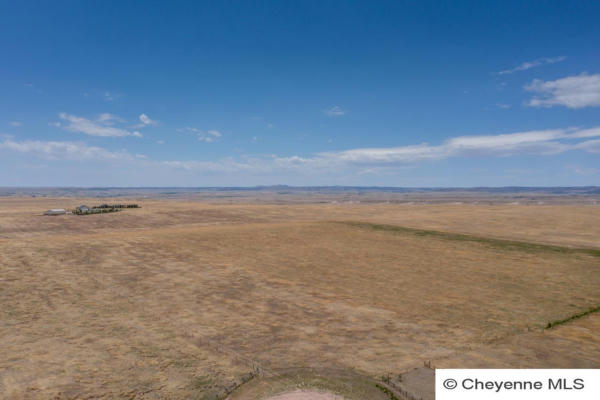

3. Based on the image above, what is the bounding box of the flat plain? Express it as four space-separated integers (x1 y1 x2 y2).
1 192 599 399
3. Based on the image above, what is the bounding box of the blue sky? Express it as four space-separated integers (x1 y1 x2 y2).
1 1 599 187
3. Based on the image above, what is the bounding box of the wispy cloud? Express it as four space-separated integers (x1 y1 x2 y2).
137 113 158 127
303 127 600 165
0 138 133 161
566 165 599 176
96 113 124 124
103 91 122 101
497 56 566 75
179 127 222 143
10 121 22 127
4 126 600 174
58 113 142 137
496 103 511 109
159 126 600 173
324 105 346 117
24 82 43 94
161 158 258 172
525 73 600 109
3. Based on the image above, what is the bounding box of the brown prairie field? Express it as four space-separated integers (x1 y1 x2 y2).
1 196 600 399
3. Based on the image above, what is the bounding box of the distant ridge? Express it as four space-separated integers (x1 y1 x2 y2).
2 186 600 197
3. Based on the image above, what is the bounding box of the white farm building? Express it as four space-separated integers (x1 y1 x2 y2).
44 209 66 216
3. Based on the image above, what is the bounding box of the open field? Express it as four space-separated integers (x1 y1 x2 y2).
3 196 600 248
1 195 600 399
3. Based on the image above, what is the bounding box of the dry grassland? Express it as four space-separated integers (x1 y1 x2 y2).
1 197 599 399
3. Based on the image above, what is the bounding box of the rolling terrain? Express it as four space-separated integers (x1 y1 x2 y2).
1 195 599 399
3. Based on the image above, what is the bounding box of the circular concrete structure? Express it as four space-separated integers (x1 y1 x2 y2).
265 390 345 400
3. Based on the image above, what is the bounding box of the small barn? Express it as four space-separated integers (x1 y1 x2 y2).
44 209 66 216
77 205 90 213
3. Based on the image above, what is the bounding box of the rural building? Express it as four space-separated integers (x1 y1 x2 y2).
44 209 66 216
77 205 90 213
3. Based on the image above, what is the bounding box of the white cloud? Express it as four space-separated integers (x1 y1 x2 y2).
566 165 598 176
496 103 511 109
24 82 43 94
525 73 600 109
96 113 124 124
179 127 222 143
179 127 199 134
161 126 600 173
324 105 346 117
259 127 600 172
103 91 121 101
138 113 158 127
3 126 600 176
156 140 165 145
10 121 22 127
497 56 566 75
161 159 256 172
58 113 142 137
574 139 600 153
309 127 600 165
0 138 133 161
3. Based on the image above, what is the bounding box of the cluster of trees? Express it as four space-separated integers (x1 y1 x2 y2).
72 203 140 215
73 207 120 215
96 204 140 209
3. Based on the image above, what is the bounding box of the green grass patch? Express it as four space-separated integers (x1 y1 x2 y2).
546 306 600 329
336 221 600 257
